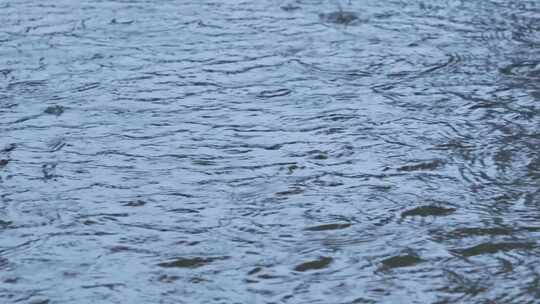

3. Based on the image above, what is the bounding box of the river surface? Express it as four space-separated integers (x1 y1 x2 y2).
1 0 539 303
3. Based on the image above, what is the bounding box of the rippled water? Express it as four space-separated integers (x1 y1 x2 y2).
1 0 539 303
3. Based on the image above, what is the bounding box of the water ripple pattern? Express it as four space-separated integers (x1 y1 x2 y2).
1 0 539 303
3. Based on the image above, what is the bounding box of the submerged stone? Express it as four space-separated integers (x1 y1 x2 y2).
294 257 333 272
454 242 536 257
401 205 456 217
380 254 423 270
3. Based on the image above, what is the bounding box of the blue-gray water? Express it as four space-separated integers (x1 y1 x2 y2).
1 1 539 303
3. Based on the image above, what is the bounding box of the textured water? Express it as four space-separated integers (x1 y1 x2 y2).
0 0 539 303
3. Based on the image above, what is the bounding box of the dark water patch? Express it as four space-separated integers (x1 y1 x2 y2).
311 153 328 160
0 68 13 77
72 82 100 93
192 159 217 166
281 4 300 12
306 150 329 160
176 240 199 246
445 227 514 238
319 11 359 25
379 254 423 271
0 159 8 168
82 283 126 290
48 137 65 152
401 205 456 218
108 245 154 254
0 220 13 229
312 179 344 187
467 100 503 110
256 273 283 280
0 257 9 269
257 88 291 98
275 187 304 197
294 257 333 272
512 27 540 47
41 163 57 180
108 246 132 253
196 20 223 29
439 269 488 296
122 200 146 207
397 159 445 172
282 164 304 174
1 144 16 153
78 213 130 222
6 80 47 90
247 267 263 276
500 60 540 78
43 105 64 116
157 274 180 283
523 226 540 233
527 156 539 176
169 192 194 198
110 18 134 25
158 256 228 269
4 277 18 284
168 208 199 214
189 277 209 284
264 144 283 151
453 242 537 257
305 223 351 231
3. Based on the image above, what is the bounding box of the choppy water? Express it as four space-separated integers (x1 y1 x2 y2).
1 0 539 303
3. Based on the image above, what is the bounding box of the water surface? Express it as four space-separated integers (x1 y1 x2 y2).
1 0 539 303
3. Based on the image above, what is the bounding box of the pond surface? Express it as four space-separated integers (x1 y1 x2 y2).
1 0 539 303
